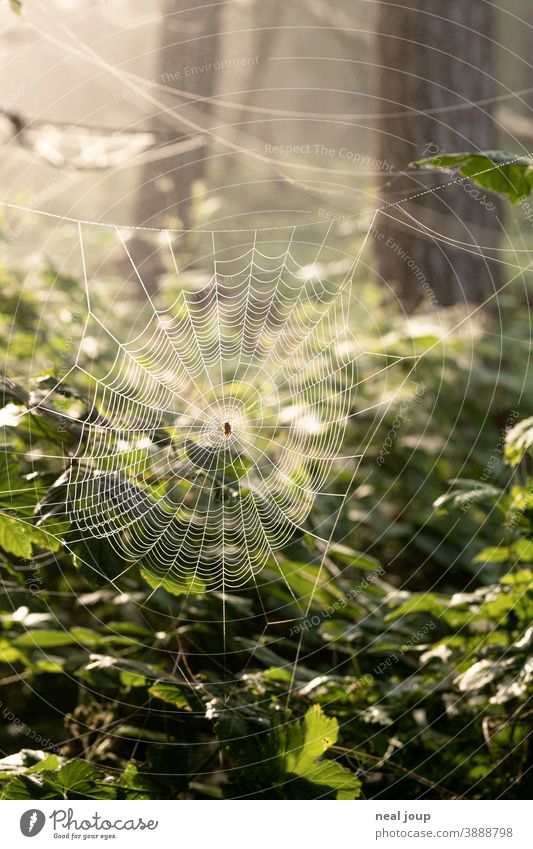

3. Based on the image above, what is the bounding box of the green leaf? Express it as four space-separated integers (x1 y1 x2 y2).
70 627 101 647
149 680 193 710
41 759 105 798
0 513 32 558
274 705 361 799
140 566 205 597
0 776 44 800
27 754 61 774
289 760 362 800
328 543 383 571
411 151 533 204
9 0 22 15
385 592 443 620
14 629 76 648
116 762 154 800
473 546 512 564
119 670 147 688
474 539 533 565
25 522 62 553
280 704 339 774
0 512 62 559
0 638 22 663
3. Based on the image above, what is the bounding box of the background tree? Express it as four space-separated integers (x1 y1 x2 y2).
130 0 222 292
373 0 504 308
136 0 222 229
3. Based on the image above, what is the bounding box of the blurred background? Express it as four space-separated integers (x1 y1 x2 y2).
1 0 533 304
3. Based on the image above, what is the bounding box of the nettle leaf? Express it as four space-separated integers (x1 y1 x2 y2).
280 704 338 773
290 760 361 800
473 546 511 564
328 543 383 571
0 775 45 800
385 591 472 628
41 759 113 799
26 522 62 553
26 754 61 774
0 754 112 800
0 513 32 558
0 512 62 559
275 705 361 799
411 151 533 204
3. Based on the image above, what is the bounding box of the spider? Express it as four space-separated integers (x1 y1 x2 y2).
222 421 232 438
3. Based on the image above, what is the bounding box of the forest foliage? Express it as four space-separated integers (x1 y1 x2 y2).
0 161 532 800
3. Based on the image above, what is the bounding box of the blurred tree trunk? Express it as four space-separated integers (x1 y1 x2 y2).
137 0 222 228
131 0 222 291
373 0 503 309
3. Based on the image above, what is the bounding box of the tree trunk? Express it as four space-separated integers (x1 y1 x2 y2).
373 0 503 309
129 0 222 294
136 0 222 228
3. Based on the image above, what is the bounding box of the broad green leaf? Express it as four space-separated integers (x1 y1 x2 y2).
385 592 470 628
0 776 43 800
24 522 62 553
27 755 61 774
149 681 193 710
41 759 104 797
14 629 76 648
473 546 513 564
0 513 32 558
474 540 533 564
119 670 147 688
140 566 205 597
502 568 533 586
385 592 443 620
328 543 383 571
275 560 344 608
290 760 361 800
280 705 339 774
411 151 533 204
273 705 361 799
70 627 101 647
0 513 62 559
116 762 153 799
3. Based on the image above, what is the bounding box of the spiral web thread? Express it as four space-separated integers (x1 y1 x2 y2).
47 217 390 598
4 189 531 623
0 208 416 610
12 194 525 614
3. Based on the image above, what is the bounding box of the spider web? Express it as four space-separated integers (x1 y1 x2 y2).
29 215 404 602
3 177 529 623
4 106 529 640
2 173 531 753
